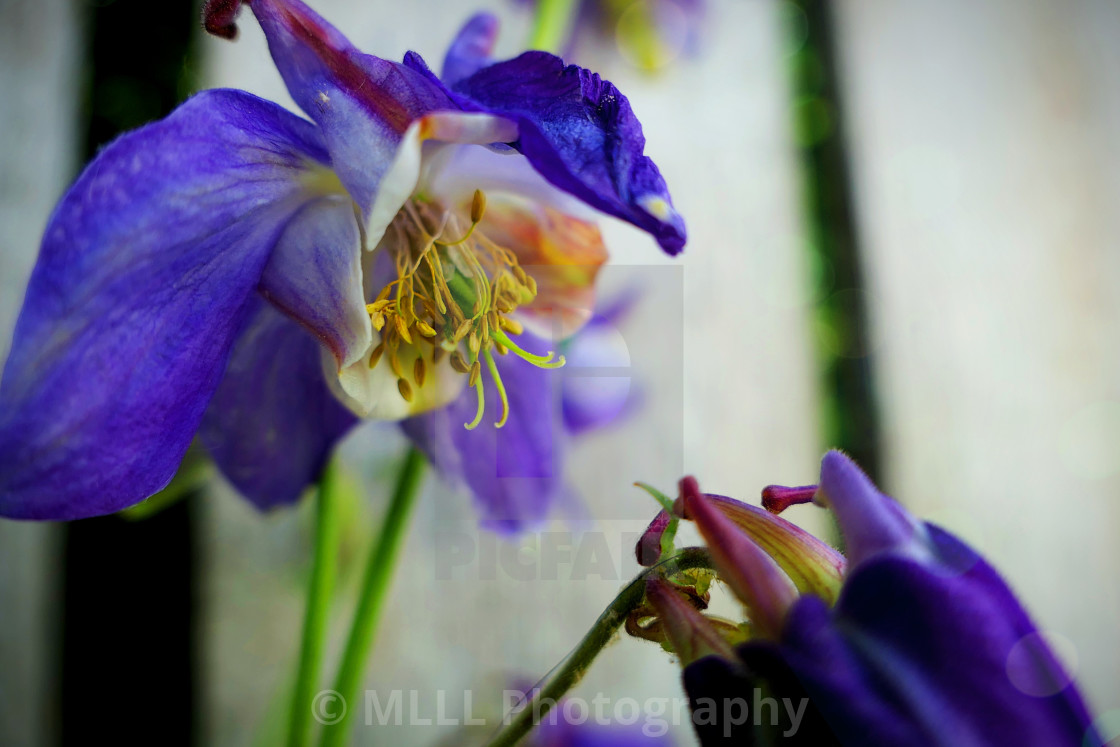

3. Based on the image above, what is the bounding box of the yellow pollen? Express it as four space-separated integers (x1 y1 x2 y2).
470 189 486 224
387 344 403 379
452 319 473 343
393 315 413 345
368 342 385 370
367 191 567 427
450 350 471 374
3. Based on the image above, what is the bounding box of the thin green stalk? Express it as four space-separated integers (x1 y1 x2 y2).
288 459 345 747
486 547 714 747
319 447 427 747
527 0 578 54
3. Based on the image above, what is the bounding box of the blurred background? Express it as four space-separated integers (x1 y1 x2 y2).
1 0 1118 744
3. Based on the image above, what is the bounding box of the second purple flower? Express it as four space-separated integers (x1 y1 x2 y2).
634 452 1105 746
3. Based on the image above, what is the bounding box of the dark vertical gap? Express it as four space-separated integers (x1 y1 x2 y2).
60 502 199 745
60 1 199 745
785 0 882 483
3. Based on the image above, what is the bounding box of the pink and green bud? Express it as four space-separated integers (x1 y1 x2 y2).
635 451 1106 747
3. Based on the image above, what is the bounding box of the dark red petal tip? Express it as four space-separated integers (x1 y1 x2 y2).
761 484 819 514
203 0 245 40
636 510 673 567
674 475 702 518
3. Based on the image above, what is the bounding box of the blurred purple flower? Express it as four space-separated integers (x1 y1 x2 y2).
558 290 642 436
529 717 673 746
518 0 705 71
0 1 684 522
638 451 1107 746
507 681 676 746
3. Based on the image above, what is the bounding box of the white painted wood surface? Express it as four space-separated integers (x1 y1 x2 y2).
0 1 81 745
836 0 1120 717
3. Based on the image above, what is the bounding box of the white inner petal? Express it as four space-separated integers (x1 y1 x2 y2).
326 339 466 420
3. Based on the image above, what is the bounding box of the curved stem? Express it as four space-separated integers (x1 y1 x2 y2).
288 459 344 747
485 547 714 747
527 0 578 55
319 447 427 747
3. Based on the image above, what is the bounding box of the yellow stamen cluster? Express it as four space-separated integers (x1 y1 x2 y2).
366 190 565 429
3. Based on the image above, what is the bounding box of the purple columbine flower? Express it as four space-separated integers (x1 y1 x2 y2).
0 0 684 522
636 451 1107 746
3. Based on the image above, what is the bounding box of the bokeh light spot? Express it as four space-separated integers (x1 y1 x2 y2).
1005 630 1078 698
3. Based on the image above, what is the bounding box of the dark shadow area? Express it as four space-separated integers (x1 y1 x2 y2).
787 0 882 482
61 1 199 744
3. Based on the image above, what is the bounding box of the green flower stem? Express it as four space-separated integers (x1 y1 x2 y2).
528 0 578 55
288 459 345 747
485 547 714 747
319 447 427 747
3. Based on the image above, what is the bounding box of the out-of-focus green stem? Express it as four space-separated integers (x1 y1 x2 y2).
319 447 426 747
288 459 344 747
784 0 881 484
528 0 578 54
485 547 714 747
